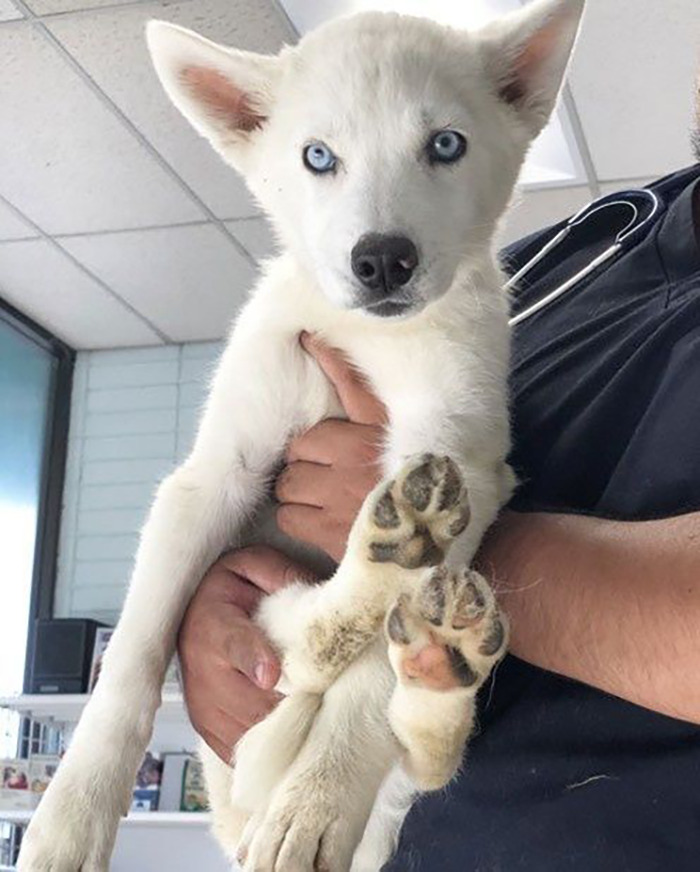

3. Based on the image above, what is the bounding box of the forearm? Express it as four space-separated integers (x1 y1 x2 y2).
477 510 700 723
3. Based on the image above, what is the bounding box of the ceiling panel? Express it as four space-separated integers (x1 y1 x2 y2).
500 185 593 246
60 224 257 342
47 0 294 220
569 0 698 181
0 0 22 21
0 21 205 234
26 0 140 13
0 239 162 348
1 0 697 351
225 217 278 262
0 198 39 240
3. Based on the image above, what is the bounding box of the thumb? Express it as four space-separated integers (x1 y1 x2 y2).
300 331 388 426
226 612 282 691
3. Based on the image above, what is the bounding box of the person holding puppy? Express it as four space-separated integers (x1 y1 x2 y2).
179 151 700 871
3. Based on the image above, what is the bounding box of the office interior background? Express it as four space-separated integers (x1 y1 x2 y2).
1 0 698 868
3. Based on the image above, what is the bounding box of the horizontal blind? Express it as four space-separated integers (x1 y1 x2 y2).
54 342 222 624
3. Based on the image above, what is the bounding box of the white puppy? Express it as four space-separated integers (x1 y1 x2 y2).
17 1 585 870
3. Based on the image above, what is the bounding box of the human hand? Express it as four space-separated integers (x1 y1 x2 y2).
178 546 318 761
275 332 389 562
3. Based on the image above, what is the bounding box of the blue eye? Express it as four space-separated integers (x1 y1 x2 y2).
303 141 338 174
427 129 467 165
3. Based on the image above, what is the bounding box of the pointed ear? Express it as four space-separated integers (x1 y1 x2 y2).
146 20 282 153
479 0 585 136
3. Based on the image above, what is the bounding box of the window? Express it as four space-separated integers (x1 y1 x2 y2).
0 300 73 752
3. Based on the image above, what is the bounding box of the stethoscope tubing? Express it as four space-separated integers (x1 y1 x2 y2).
507 188 661 327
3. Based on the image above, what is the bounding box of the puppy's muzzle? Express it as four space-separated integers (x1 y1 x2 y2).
351 233 419 310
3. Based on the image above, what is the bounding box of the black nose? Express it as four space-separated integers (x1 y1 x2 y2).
351 234 419 293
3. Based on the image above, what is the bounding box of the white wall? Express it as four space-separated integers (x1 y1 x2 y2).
54 342 223 624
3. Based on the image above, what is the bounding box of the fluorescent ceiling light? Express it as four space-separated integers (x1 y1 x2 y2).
281 0 520 31
278 0 585 189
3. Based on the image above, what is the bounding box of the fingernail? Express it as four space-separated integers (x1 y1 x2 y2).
255 662 269 688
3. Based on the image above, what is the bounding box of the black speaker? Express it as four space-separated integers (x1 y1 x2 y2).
28 619 107 694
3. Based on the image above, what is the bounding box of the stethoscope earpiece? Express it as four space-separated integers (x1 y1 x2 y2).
508 188 661 327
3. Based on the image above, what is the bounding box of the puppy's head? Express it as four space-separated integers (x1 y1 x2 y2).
147 0 585 319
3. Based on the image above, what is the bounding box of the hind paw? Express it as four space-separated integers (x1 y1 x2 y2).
364 454 470 570
386 566 507 692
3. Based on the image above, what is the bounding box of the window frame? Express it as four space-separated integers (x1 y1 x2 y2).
0 297 75 692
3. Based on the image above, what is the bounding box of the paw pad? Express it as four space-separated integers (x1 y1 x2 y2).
373 488 401 529
366 454 470 570
479 617 506 656
446 646 479 687
386 567 507 693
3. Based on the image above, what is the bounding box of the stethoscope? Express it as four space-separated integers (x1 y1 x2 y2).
507 187 661 327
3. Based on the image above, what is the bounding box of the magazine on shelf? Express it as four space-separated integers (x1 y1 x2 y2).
159 753 192 812
1 759 35 811
181 756 207 812
130 752 163 812
87 627 114 693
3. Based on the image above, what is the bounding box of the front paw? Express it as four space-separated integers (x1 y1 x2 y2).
364 454 470 570
18 758 129 872
386 565 508 692
239 783 362 872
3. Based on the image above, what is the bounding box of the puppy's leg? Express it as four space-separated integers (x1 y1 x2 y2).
239 454 472 871
258 452 472 693
231 454 470 813
241 648 398 872
17 328 318 872
385 566 508 790
18 462 243 872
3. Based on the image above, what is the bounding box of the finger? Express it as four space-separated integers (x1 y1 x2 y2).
220 545 319 593
301 332 388 426
223 610 282 690
275 461 334 508
277 504 346 561
184 668 282 758
213 670 283 728
198 724 237 764
206 569 263 614
286 419 381 466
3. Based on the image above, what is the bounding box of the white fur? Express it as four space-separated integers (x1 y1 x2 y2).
17 3 584 870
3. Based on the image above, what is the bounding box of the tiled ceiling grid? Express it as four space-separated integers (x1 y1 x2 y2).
0 0 698 349
0 0 294 347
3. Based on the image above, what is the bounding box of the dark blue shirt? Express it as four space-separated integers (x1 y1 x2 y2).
384 165 700 872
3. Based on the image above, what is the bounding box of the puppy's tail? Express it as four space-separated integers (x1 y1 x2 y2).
234 691 321 810
199 741 250 860
201 692 321 859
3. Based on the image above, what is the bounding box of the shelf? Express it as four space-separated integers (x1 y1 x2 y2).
0 810 211 829
0 692 187 725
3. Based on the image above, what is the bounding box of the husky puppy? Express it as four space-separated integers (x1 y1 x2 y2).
17 1 585 870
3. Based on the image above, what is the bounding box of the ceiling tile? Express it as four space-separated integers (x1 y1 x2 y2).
0 239 162 348
500 185 593 246
0 199 39 240
47 0 294 220
26 0 140 13
569 0 698 181
61 224 257 342
0 0 22 21
225 217 278 262
0 21 204 234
